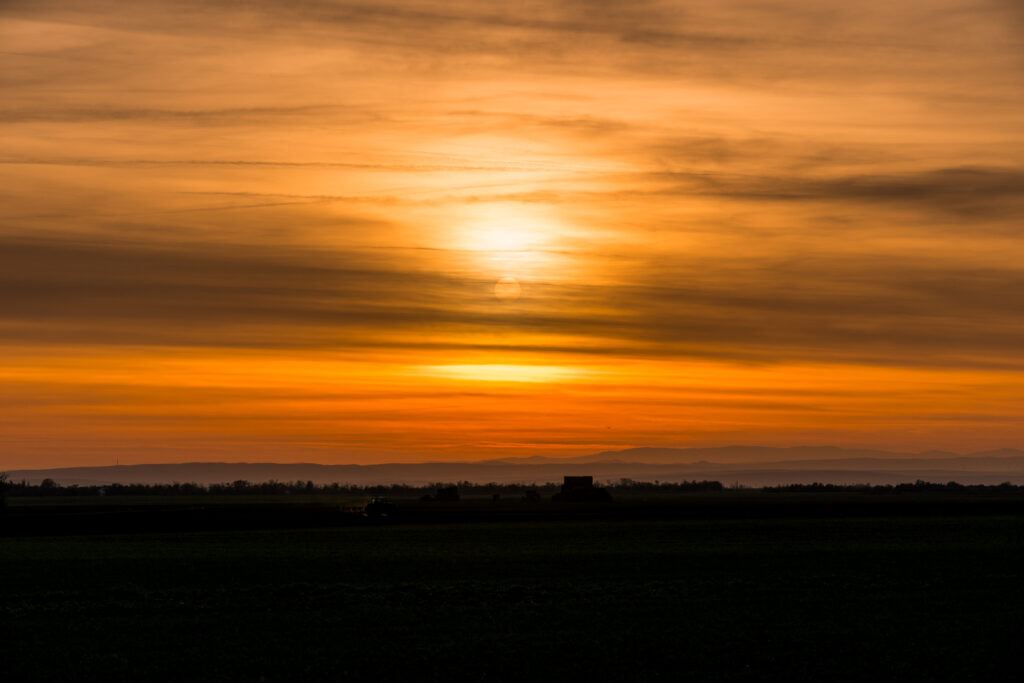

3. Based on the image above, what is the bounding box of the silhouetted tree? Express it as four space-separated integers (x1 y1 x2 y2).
435 485 459 502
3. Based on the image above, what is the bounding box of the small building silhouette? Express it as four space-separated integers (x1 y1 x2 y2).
552 475 612 503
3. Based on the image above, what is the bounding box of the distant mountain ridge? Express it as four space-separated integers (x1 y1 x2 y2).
5 445 1024 487
504 445 1023 465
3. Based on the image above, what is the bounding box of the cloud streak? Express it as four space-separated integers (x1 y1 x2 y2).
4 0 1024 464
4 234 1024 371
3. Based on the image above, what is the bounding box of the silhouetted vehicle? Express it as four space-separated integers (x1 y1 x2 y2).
552 476 612 503
364 496 397 518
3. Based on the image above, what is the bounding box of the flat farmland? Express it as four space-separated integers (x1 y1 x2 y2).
2 500 1022 681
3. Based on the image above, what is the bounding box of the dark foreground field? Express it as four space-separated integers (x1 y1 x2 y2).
2 496 1022 681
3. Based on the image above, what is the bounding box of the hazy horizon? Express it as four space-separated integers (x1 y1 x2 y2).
8 444 1024 489
4 1 1024 469
10 443 1024 469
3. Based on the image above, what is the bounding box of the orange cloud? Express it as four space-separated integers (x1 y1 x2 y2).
3 0 1024 467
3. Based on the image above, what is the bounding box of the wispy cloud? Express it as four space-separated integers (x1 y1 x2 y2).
4 0 1024 464
4 234 1024 371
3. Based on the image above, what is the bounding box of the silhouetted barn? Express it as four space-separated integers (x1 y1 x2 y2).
552 476 612 502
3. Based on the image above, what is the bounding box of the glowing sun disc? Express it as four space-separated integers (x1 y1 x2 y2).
494 276 521 300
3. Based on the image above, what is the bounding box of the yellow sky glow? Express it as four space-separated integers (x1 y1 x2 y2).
2 0 1024 467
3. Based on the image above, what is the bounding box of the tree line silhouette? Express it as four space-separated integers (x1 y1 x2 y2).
764 480 1020 493
1 472 1018 498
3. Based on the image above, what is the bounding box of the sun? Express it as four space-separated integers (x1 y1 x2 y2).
448 204 565 288
456 204 552 255
473 225 536 253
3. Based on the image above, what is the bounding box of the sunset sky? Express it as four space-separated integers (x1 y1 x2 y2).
3 0 1024 468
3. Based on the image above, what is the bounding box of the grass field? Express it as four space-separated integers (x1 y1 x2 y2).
2 500 1022 682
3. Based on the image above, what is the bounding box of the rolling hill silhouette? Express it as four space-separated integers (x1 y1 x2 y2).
6 446 1024 486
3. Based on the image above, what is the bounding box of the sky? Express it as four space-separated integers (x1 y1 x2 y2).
3 0 1024 468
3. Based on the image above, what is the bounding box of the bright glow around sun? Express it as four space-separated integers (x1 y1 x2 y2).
415 364 578 383
456 204 554 254
451 203 565 279
474 225 535 252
